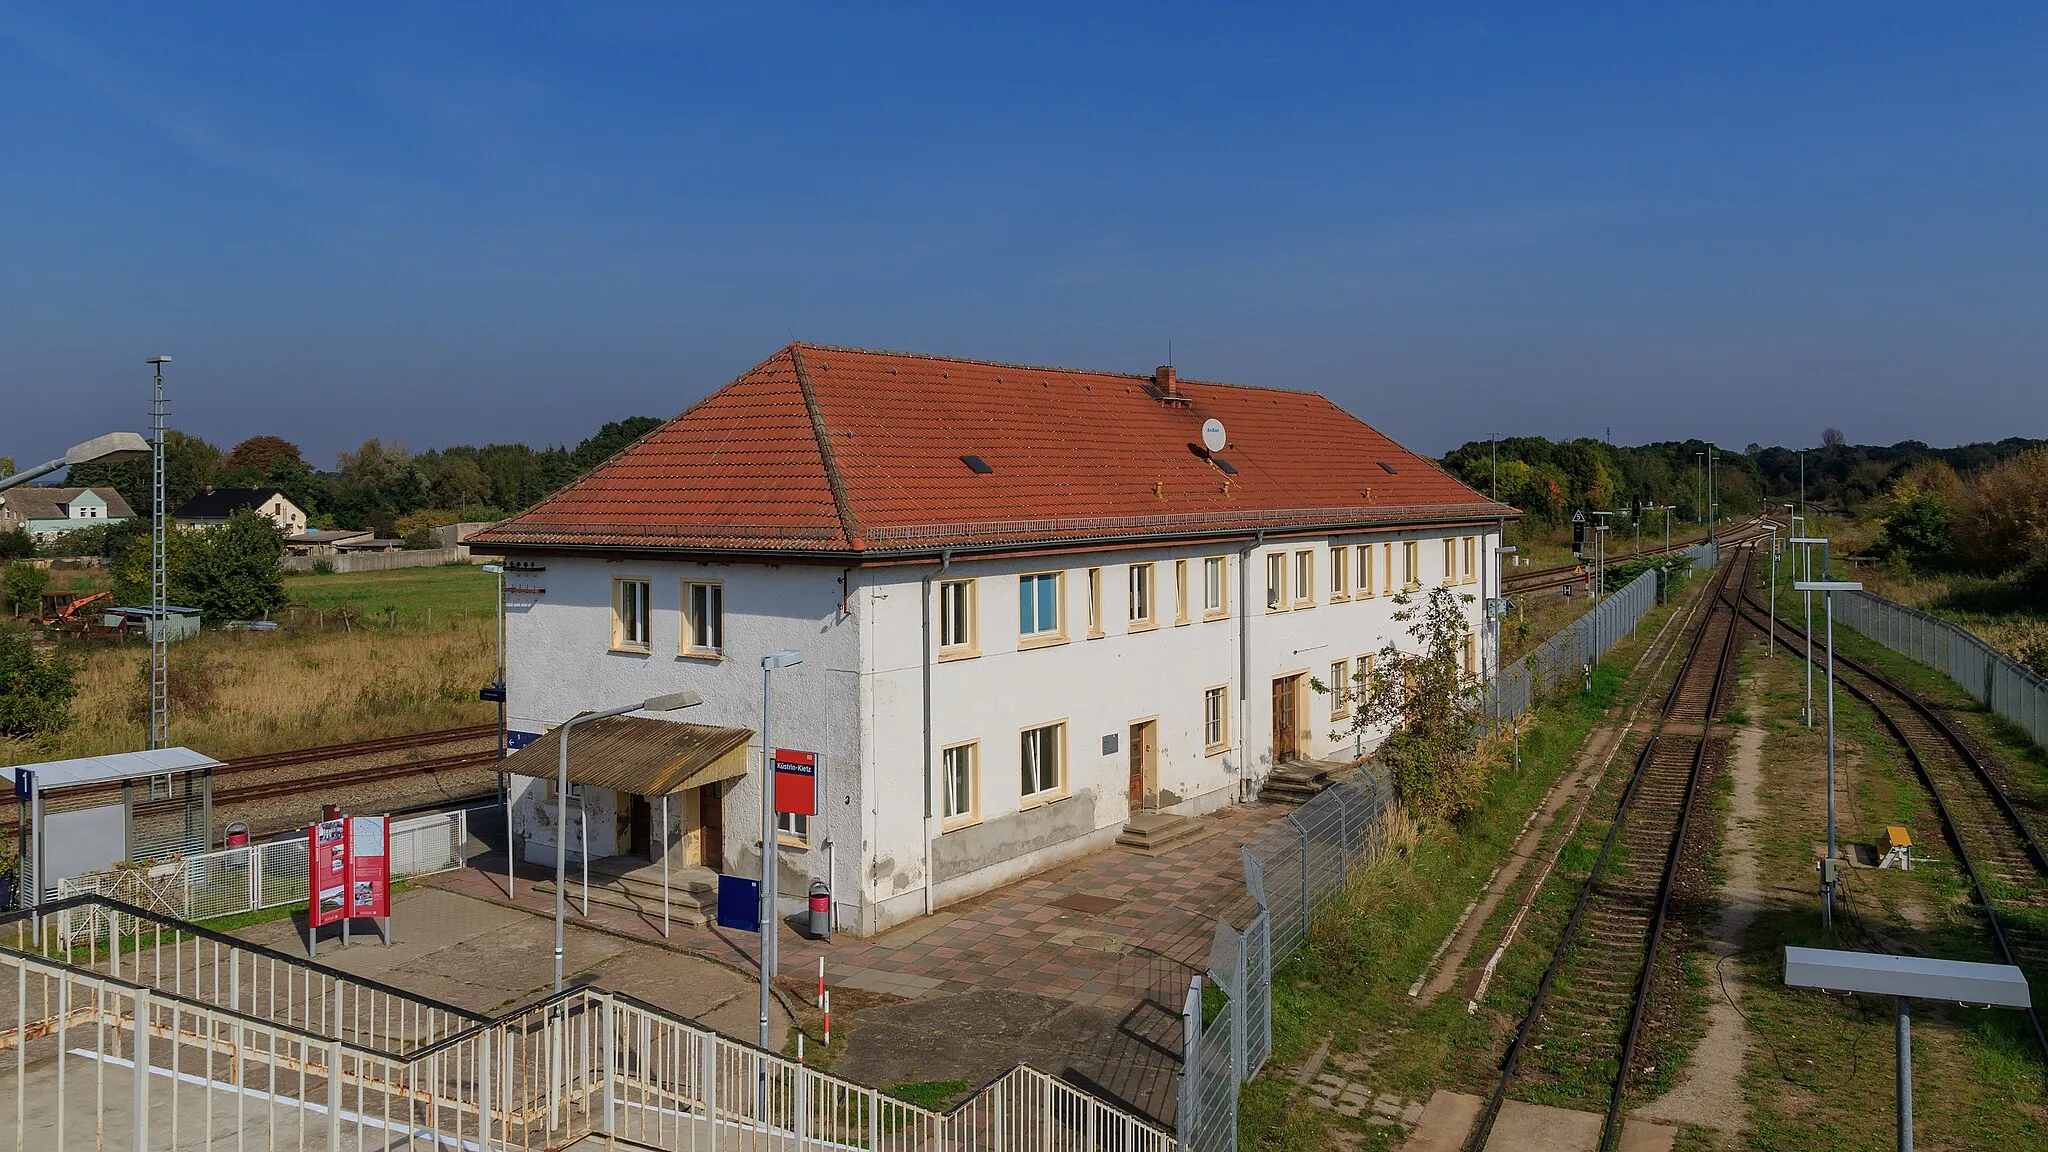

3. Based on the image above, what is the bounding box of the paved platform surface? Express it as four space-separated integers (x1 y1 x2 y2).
236 886 791 1046
1408 1090 1676 1152
432 799 1296 1124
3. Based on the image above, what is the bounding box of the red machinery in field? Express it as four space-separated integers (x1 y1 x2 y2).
38 590 114 630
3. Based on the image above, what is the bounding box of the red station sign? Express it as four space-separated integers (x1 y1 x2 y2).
306 812 393 955
772 749 819 816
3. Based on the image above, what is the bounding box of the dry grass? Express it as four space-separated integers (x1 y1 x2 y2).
0 619 495 767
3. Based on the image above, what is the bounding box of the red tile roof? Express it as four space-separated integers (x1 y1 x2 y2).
472 345 1516 555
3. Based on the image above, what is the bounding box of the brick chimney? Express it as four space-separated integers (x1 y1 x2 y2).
1155 365 1178 396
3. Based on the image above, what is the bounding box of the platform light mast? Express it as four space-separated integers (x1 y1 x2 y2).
148 356 171 749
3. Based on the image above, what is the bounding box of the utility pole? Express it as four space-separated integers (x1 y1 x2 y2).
147 356 171 750
1695 452 1705 526
1488 433 1501 501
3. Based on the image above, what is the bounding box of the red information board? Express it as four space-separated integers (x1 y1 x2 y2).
348 816 391 919
772 749 819 816
306 813 393 954
309 818 349 929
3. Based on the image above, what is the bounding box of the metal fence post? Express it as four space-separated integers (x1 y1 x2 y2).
1297 819 1310 945
1232 930 1249 1084
1179 975 1201 1148
326 1039 342 1147
599 995 616 1134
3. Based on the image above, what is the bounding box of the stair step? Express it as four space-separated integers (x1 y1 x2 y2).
1115 814 1218 857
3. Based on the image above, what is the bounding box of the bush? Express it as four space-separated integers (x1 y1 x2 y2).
0 630 76 739
1330 586 1489 823
112 509 286 622
0 529 33 561
310 558 336 576
2 562 48 616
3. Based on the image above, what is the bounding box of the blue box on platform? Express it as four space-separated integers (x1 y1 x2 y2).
717 874 760 932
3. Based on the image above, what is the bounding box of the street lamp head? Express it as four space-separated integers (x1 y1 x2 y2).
762 650 804 671
62 432 150 466
1794 581 1862 593
1495 545 1518 554
642 691 703 712
481 564 504 574
146 356 171 365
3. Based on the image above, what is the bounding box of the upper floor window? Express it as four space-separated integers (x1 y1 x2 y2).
1174 559 1191 625
1356 544 1375 598
1294 550 1315 607
1129 563 1155 628
1383 542 1394 595
1266 553 1286 611
1086 567 1104 638
1443 538 1457 586
1019 572 1062 641
939 579 976 652
1330 659 1351 719
1402 542 1420 590
1203 556 1227 618
683 581 723 655
1463 536 1478 584
1330 546 1349 600
1021 722 1065 802
612 578 651 653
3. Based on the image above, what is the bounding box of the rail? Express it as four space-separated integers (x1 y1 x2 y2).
1736 589 2048 1057
1468 546 1748 1152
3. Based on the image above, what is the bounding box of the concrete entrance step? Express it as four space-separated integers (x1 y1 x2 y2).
1406 1090 1675 1151
535 858 720 927
1259 758 1352 805
1115 811 1217 857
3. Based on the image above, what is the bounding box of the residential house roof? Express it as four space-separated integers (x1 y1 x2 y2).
473 344 1517 556
173 488 295 520
0 486 136 522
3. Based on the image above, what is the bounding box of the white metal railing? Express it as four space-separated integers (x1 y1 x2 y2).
55 808 469 948
1 896 1177 1150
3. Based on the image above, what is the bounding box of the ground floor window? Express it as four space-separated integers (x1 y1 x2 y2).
777 810 810 846
1203 686 1229 752
942 742 979 828
1020 722 1064 802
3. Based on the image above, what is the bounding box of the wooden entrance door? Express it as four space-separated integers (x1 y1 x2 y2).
1273 676 1299 762
1128 720 1156 810
699 782 724 871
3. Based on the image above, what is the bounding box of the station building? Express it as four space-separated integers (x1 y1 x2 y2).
472 345 1515 935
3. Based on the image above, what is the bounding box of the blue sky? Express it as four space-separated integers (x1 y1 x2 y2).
3 4 2044 467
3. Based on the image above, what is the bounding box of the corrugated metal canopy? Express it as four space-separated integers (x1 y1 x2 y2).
504 715 753 796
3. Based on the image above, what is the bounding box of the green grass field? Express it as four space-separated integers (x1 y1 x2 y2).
283 564 498 626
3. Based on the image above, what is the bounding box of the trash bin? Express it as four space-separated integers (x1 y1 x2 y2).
807 879 832 941
225 821 251 848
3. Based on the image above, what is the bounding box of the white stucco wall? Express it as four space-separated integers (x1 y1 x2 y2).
499 524 1499 937
503 555 862 925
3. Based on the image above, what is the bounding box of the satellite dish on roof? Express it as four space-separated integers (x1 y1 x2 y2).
1201 418 1227 454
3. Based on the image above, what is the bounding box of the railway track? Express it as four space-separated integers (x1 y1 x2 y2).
1734 585 2048 1055
1467 545 1752 1151
217 724 497 773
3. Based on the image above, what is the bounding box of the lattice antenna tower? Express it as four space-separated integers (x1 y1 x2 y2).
148 356 171 749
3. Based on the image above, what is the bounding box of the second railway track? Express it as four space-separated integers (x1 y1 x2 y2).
1469 544 1754 1151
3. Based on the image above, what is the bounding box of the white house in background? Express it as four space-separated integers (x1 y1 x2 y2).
470 345 1518 936
172 487 308 533
0 486 135 540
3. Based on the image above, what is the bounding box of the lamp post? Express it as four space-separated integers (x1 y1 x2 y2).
759 649 804 1050
1589 512 1614 603
1488 432 1502 501
1791 536 1828 728
1491 545 1517 732
1763 523 1779 656
1661 504 1675 555
1695 452 1705 525
481 564 510 896
1796 579 1860 930
554 692 701 992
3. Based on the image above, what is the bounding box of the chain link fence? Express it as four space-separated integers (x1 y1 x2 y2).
1179 541 1726 1143
1484 539 1716 726
1837 589 2048 751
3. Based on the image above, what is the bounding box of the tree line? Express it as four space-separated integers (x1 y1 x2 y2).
45 415 663 546
1440 436 1761 526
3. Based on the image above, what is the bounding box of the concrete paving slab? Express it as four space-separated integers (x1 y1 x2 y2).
1410 1090 1678 1152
